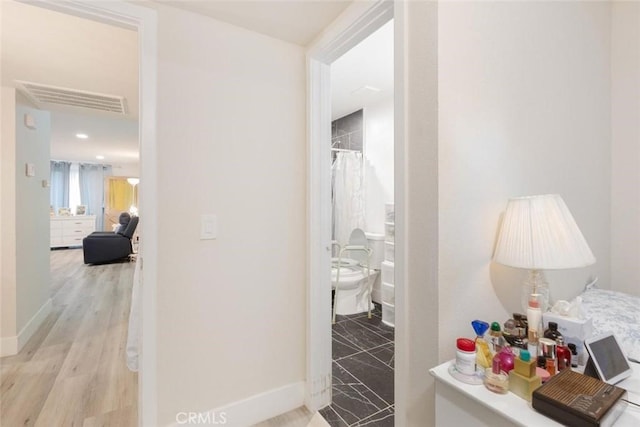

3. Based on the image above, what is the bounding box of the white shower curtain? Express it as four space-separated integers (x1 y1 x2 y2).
332 151 365 246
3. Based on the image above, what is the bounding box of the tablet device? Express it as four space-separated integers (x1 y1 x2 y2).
584 333 632 384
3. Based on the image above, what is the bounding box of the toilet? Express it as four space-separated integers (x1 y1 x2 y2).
332 230 385 316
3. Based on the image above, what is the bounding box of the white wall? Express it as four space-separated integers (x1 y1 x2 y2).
394 1 439 425
0 87 51 356
364 95 394 234
154 5 306 425
1 87 18 345
111 163 139 178
438 2 612 361
611 1 640 297
15 102 51 332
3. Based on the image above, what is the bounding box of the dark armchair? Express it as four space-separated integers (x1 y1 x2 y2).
83 214 139 264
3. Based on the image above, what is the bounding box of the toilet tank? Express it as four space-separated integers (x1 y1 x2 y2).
365 231 385 269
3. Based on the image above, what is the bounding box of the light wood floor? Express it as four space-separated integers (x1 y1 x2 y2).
1 248 137 427
253 407 317 427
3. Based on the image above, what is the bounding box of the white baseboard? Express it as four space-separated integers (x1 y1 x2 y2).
0 298 52 357
0 336 18 357
170 381 305 427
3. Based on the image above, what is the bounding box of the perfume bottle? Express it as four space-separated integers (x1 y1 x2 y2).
509 349 542 401
485 354 509 394
543 322 562 342
489 322 506 354
555 337 571 371
472 320 493 369
539 337 557 376
496 346 515 373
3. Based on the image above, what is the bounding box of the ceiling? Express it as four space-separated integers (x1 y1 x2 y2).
2 0 378 168
152 0 353 46
1 1 139 169
331 19 394 120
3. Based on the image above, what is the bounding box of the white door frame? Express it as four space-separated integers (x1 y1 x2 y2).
22 1 158 425
305 0 396 411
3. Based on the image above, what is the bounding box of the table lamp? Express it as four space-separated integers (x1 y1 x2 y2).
127 177 139 216
493 194 596 313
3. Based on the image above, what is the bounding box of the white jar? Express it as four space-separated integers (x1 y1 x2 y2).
456 338 477 375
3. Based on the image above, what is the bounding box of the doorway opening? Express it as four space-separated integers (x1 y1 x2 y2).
306 1 401 425
1 0 158 425
321 19 395 426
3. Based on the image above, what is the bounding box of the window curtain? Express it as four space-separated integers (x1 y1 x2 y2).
332 151 365 246
69 163 81 214
79 163 112 231
50 161 71 214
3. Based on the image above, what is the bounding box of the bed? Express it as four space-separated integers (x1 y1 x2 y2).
578 286 640 363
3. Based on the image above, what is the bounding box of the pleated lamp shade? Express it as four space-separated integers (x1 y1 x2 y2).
494 194 596 270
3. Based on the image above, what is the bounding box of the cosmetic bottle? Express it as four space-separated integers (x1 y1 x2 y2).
543 322 562 342
508 350 541 401
472 320 493 369
555 337 571 371
513 313 528 339
455 338 476 376
539 337 557 376
514 349 536 378
496 346 515 373
484 354 509 394
526 295 542 356
489 322 506 354
503 318 527 349
567 343 578 368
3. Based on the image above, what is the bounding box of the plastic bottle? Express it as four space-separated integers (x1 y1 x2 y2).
456 338 477 375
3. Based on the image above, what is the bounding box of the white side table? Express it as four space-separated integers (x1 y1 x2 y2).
430 360 640 426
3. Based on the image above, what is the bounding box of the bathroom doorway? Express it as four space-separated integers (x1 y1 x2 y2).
321 18 396 426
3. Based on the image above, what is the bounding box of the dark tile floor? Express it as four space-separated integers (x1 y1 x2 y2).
320 304 395 427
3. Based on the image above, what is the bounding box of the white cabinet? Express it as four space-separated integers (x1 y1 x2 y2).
382 203 395 327
50 216 96 248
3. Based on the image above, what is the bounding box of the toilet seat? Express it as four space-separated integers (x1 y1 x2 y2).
331 257 359 267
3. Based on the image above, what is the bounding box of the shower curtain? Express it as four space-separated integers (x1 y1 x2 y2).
332 151 365 246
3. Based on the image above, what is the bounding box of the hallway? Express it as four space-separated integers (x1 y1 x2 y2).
0 249 137 426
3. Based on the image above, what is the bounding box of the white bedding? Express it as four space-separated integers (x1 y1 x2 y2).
579 288 640 362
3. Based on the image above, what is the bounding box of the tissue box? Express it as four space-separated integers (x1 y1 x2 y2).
542 312 593 365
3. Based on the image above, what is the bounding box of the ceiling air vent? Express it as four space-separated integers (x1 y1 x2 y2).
16 81 128 115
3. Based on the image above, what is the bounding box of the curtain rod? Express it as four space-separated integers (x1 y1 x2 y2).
331 148 360 153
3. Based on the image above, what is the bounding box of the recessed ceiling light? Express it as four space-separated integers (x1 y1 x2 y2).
76 133 89 139
96 155 105 160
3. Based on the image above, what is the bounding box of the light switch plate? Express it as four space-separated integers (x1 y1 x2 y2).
24 113 36 129
200 214 217 240
25 163 35 177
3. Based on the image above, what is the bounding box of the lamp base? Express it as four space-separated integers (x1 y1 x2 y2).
521 269 550 313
